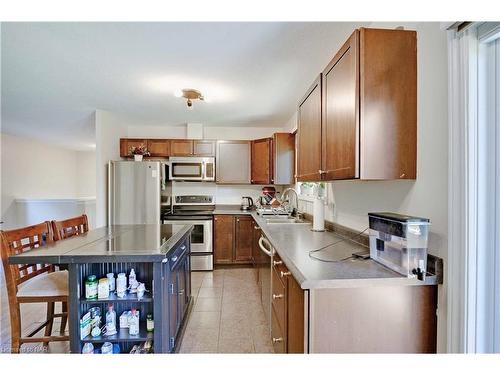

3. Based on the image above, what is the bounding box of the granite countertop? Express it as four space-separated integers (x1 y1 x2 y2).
215 205 439 289
9 224 193 264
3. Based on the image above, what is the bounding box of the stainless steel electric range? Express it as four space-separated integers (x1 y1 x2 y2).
162 195 214 271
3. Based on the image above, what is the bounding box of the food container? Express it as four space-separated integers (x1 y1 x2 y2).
116 273 127 298
101 342 113 354
82 343 94 354
119 311 130 328
107 273 115 292
146 314 154 332
98 278 110 299
85 275 98 299
80 311 92 338
368 212 430 278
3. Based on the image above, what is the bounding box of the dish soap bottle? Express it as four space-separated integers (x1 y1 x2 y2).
105 304 117 336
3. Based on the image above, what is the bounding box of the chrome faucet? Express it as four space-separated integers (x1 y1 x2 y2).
280 188 300 217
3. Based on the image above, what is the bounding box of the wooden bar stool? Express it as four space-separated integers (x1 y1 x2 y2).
0 221 69 353
50 214 89 332
51 214 89 241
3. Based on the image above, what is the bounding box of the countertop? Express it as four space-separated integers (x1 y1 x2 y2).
9 224 193 264
214 205 439 289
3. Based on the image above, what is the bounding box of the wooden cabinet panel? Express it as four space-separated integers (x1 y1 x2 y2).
297 76 322 181
272 268 286 333
287 273 305 353
251 138 272 184
234 216 253 262
322 30 359 180
271 304 286 353
171 140 194 156
193 140 215 156
216 141 251 184
214 215 234 265
120 139 148 157
147 139 171 157
359 28 417 179
273 133 295 185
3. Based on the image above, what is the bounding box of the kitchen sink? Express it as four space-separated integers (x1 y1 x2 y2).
265 217 309 225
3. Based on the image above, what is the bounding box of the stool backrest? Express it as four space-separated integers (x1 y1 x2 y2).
51 214 89 241
0 221 54 292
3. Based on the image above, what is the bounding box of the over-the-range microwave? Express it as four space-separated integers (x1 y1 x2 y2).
169 157 215 182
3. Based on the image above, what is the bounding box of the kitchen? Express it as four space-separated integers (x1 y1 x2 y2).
1 9 499 370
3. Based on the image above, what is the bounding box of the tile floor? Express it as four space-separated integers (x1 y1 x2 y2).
179 267 273 353
0 266 273 354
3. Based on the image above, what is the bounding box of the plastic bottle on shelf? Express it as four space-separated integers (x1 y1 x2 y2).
129 269 138 293
82 342 94 354
128 308 139 336
105 304 117 336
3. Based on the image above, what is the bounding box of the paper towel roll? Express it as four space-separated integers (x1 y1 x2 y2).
312 197 325 231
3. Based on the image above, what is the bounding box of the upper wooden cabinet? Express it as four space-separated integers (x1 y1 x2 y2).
251 138 273 184
170 139 194 156
147 139 171 157
216 140 251 184
273 133 295 185
322 30 359 180
193 140 216 156
297 76 322 181
297 27 417 181
120 139 148 157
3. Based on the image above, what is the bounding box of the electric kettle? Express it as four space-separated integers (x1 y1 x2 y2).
241 196 254 211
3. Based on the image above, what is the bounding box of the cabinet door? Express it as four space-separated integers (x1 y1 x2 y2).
214 215 234 264
171 140 194 156
147 139 171 157
273 133 295 185
216 141 251 184
297 77 322 181
193 140 216 156
234 216 253 263
287 273 305 353
120 139 148 157
359 28 417 180
322 30 359 180
169 268 179 348
251 138 272 184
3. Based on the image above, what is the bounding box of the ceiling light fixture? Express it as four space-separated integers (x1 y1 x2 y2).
175 88 204 108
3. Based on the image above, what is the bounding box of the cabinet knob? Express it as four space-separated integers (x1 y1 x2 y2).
179 289 184 295
181 245 186 250
400 173 406 178
273 260 283 266
237 218 240 222
272 337 283 343
280 271 291 278
214 217 217 221
318 170 326 174
172 256 178 262
272 293 284 300
254 226 260 230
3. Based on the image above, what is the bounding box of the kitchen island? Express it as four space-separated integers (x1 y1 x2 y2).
8 224 193 354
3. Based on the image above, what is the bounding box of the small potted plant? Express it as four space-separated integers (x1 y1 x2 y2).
130 144 150 161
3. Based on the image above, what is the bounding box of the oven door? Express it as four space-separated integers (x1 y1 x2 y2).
162 218 212 254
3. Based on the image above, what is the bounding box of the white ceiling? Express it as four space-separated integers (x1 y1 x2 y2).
1 22 362 150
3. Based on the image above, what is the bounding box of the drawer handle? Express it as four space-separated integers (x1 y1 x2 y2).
272 293 284 300
272 337 283 343
172 256 178 262
179 289 184 295
280 271 291 278
273 260 283 266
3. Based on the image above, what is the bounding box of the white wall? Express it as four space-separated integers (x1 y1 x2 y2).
293 22 449 352
0 133 97 229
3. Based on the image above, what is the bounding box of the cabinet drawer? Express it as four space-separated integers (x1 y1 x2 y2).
272 267 286 334
271 305 286 354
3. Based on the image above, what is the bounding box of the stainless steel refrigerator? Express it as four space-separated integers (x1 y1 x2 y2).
108 160 170 225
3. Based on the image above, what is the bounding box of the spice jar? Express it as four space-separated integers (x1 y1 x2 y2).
85 275 98 300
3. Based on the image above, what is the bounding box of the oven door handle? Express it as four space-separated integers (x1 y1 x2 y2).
258 236 273 257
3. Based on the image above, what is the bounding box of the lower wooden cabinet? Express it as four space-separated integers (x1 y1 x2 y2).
214 214 253 265
271 252 305 354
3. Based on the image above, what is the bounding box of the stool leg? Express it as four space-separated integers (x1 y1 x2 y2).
10 303 21 354
43 302 54 347
60 301 68 335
